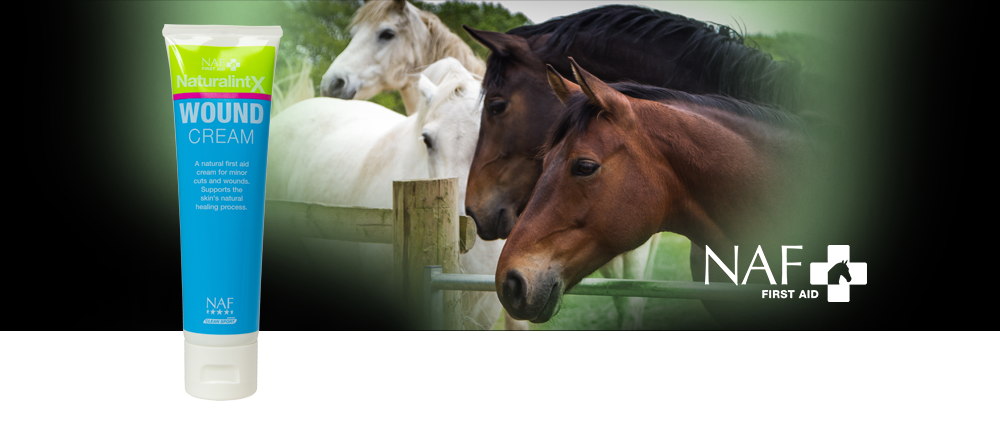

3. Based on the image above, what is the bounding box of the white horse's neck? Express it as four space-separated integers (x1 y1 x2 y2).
399 77 422 116
349 113 429 207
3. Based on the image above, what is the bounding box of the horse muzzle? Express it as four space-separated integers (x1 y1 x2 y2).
466 204 517 241
320 73 358 99
465 155 541 240
497 268 563 323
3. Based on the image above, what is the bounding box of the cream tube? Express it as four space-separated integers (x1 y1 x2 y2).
163 24 281 400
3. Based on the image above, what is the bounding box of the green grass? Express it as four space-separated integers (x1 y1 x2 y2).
493 232 720 330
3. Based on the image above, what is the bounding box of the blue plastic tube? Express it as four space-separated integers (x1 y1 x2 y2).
163 24 281 400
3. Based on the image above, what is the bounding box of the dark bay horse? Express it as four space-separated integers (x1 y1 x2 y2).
495 59 817 323
463 5 805 243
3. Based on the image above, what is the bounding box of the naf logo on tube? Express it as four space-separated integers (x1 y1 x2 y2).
202 57 242 71
204 297 237 324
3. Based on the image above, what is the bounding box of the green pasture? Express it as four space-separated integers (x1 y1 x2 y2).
492 232 721 330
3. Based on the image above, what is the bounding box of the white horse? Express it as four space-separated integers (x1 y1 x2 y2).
269 58 505 330
320 0 485 116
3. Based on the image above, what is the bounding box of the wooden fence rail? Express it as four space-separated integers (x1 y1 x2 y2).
265 178 473 329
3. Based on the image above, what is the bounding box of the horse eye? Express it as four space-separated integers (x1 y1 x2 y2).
487 100 507 115
422 131 433 149
571 159 600 177
379 29 395 41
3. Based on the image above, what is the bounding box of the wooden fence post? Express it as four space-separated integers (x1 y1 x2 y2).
393 178 461 330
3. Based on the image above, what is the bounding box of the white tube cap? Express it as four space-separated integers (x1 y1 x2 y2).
185 341 257 400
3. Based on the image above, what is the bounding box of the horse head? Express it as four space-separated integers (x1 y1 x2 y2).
415 58 484 206
830 260 852 283
321 0 426 100
495 59 667 323
494 54 813 322
321 0 483 116
463 25 560 241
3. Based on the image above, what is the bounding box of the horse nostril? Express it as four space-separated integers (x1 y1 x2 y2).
323 77 347 97
503 269 527 308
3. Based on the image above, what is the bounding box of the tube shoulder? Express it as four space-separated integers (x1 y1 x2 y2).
184 330 258 347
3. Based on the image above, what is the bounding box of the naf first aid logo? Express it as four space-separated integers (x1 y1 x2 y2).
705 244 868 302
202 57 241 71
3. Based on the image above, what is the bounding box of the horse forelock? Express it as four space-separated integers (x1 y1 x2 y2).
350 0 409 29
540 93 602 160
351 1 427 46
418 71 482 127
482 52 507 97
481 47 547 104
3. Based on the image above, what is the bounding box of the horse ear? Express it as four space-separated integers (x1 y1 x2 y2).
463 25 516 57
546 64 580 106
568 57 632 118
418 74 437 107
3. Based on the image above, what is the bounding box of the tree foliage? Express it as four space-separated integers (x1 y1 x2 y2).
745 31 833 75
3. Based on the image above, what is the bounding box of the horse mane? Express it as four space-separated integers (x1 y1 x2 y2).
352 0 485 77
487 5 802 111
542 81 805 157
419 10 486 76
510 5 735 54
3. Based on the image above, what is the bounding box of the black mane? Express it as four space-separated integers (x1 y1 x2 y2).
510 5 739 55
486 5 803 111
544 81 806 155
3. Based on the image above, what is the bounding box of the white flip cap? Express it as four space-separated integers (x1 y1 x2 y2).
185 341 257 400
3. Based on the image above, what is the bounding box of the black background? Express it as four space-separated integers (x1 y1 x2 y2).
6 2 990 331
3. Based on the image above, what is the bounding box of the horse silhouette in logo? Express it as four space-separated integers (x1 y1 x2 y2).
828 260 852 285
810 246 867 302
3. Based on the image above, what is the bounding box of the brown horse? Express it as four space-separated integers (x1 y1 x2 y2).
465 6 808 328
495 58 816 323
462 5 804 242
